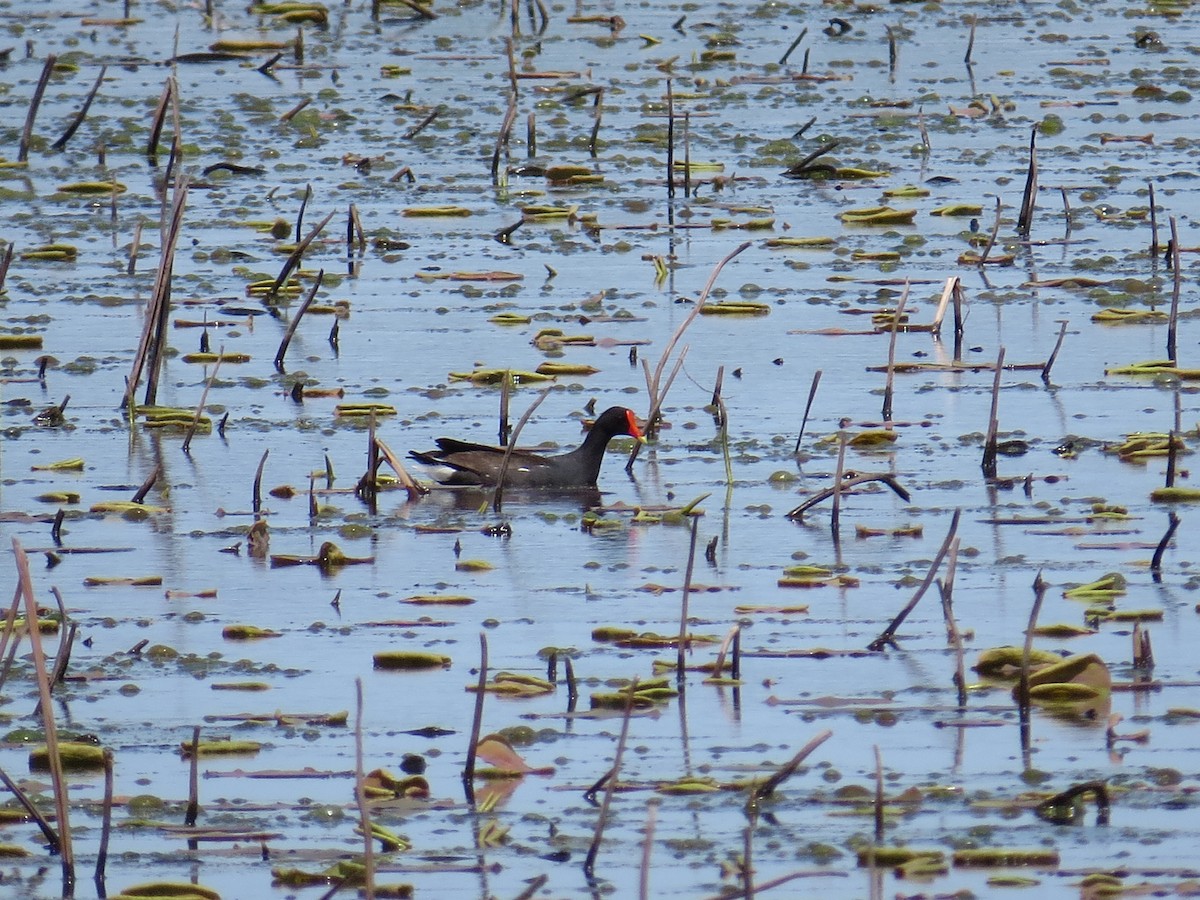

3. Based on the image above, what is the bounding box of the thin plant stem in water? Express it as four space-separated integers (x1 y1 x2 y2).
676 516 700 681
583 676 637 878
868 509 961 651
462 633 489 805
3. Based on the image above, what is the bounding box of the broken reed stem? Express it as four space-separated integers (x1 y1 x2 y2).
928 277 957 336
793 369 822 454
786 471 909 520
867 508 961 651
1041 320 1068 384
886 26 897 80
0 584 24 694
127 220 143 276
1017 571 1047 711
830 431 847 537
938 538 967 708
981 346 1006 480
185 725 200 826
275 268 324 371
265 209 335 308
94 749 114 889
363 411 379 515
0 765 59 850
675 515 701 682
347 203 366 254
373 438 428 500
13 539 74 886
490 386 552 511
355 678 376 900
638 798 660 900
1060 186 1071 232
1151 511 1180 576
718 395 733 486
743 824 755 900
146 77 173 165
127 175 189 409
583 676 638 878
526 111 536 158
18 54 57 163
1167 216 1181 364
1148 182 1159 256
491 95 518 184
747 729 833 813
182 348 223 453
779 27 807 65
51 63 107 151
564 656 578 708
0 242 14 293
710 625 739 679
589 89 603 157
252 449 269 514
499 372 511 445
881 283 910 423
979 196 1002 266
964 15 976 65
682 111 691 197
295 184 312 243
462 632 488 806
1016 126 1038 237
666 80 675 198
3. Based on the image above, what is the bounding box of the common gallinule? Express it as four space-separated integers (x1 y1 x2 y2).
408 406 643 488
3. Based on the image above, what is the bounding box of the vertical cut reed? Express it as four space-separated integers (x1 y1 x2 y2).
51 64 107 151
462 633 489 805
1016 127 1038 236
981 346 1006 479
583 676 637 877
18 54 57 163
675 516 700 680
185 725 200 826
354 678 376 900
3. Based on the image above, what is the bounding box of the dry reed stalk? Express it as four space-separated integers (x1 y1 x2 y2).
348 203 365 253
1151 512 1180 577
683 111 691 197
185 725 200 826
1168 216 1181 364
747 729 832 812
564 656 578 709
462 633 489 805
373 438 428 501
0 242 13 293
1148 182 1159 256
280 97 311 123
51 64 107 151
979 196 1002 266
19 54 57 163
295 184 312 242
1017 572 1047 713
785 471 909 520
589 89 603 158
146 78 173 165
743 824 755 900
873 746 884 841
830 431 847 536
182 349 223 453
491 95 518 183
265 209 334 307
0 583 24 693
403 106 440 139
710 625 739 679
94 749 114 889
937 538 967 708
867 509 961 651
779 27 807 65
1040 320 1068 383
13 538 74 885
964 15 976 65
927 277 958 336
127 220 143 275
792 369 822 454
526 112 536 158
666 80 675 198
499 372 511 445
354 679 376 900
252 449 269 514
675 516 701 680
1016 127 1038 236
583 676 638 877
981 346 1006 479
881 282 910 422
638 798 660 900
0 765 59 849
886 26 897 81
490 386 551 511
275 268 324 371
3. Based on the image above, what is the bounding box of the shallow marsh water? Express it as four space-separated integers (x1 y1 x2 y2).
1 0 1200 897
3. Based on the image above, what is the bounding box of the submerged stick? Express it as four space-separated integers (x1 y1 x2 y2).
867 509 961 651
979 197 1002 266
785 471 910 520
18 54 57 163
51 64 107 151
747 729 832 812
583 676 637 878
793 369 822 455
675 516 700 681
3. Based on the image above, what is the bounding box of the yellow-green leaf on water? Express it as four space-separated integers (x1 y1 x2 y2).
1151 486 1200 503
851 250 901 261
733 604 809 614
210 682 270 691
765 236 836 248
89 501 169 516
35 491 81 503
210 38 293 52
222 624 282 640
1028 682 1101 701
1091 608 1163 622
535 362 600 376
1063 572 1126 599
0 334 44 349
403 206 471 217
489 312 532 325
838 206 918 226
180 352 250 364
111 881 220 899
834 167 889 179
335 403 397 416
1092 308 1167 324
848 429 898 447
656 778 721 794
19 243 77 261
58 181 126 195
373 651 452 671
882 185 930 198
592 626 637 642
699 301 770 315
1031 623 1096 638
973 645 1062 678
402 594 475 605
456 559 494 572
29 741 107 771
930 203 983 216
83 575 163 586
180 740 262 757
953 848 1060 867
31 457 85 472
783 565 833 577
449 368 553 385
